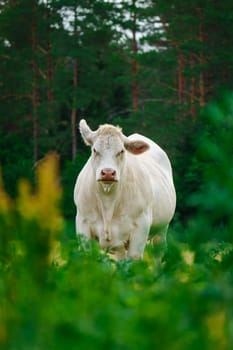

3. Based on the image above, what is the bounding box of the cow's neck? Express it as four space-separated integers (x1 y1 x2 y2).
96 182 122 242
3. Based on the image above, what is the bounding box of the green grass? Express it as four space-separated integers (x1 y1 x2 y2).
1 225 233 350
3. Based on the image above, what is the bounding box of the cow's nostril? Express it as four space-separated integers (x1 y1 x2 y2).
101 168 116 181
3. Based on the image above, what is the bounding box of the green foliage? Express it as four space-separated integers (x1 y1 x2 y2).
1 231 233 349
0 133 34 198
186 92 233 245
1 95 233 349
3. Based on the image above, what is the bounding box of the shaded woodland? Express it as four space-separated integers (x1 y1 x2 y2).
0 0 233 218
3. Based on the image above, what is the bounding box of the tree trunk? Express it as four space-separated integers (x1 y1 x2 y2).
47 40 53 104
71 57 78 161
71 5 78 161
190 53 196 118
198 22 205 107
32 11 39 165
131 1 139 111
45 2 53 105
177 53 185 104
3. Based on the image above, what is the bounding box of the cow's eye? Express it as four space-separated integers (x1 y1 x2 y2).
116 149 124 157
93 148 99 155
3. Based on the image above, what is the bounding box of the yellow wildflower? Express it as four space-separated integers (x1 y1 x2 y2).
181 249 195 266
17 152 63 233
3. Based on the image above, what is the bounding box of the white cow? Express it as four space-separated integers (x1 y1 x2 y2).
74 119 176 259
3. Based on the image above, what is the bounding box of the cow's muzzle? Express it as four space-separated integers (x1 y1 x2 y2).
100 168 117 182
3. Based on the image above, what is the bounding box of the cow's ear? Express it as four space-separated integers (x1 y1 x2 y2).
124 140 149 155
79 119 96 146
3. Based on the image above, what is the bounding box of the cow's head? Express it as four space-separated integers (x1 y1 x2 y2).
79 119 149 190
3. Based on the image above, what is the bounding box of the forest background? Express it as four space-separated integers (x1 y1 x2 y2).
1 0 232 222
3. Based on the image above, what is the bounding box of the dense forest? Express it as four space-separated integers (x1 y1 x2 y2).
1 0 233 219
1 1 233 349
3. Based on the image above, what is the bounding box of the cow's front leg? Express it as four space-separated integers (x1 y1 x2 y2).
128 212 151 259
76 214 92 239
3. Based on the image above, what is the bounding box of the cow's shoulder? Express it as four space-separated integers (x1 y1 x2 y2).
128 133 172 173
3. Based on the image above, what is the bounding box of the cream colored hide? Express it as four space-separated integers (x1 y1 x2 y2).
74 119 176 260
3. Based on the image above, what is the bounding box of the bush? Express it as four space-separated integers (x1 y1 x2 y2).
187 92 233 245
